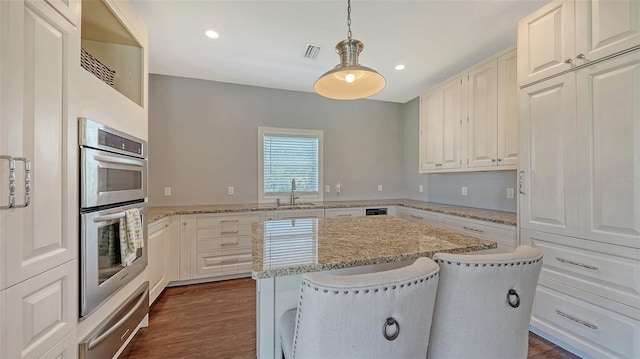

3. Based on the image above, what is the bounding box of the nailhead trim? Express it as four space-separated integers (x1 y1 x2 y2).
436 257 542 267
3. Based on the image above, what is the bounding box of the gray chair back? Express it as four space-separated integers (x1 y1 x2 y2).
427 245 543 359
281 257 440 359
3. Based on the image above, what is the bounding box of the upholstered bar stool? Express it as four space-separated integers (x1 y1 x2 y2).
280 257 440 359
427 245 543 359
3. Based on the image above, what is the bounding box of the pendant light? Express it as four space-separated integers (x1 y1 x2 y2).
314 0 386 100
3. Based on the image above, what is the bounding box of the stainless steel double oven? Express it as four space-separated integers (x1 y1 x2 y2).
79 118 148 318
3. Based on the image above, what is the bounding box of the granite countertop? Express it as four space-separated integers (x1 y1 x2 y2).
251 215 497 279
148 199 516 225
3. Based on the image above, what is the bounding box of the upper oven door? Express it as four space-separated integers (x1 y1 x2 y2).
81 147 147 208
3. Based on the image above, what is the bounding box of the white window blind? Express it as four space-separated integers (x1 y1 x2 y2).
263 134 319 195
263 219 318 269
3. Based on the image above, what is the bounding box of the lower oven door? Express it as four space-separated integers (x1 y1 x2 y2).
81 201 148 318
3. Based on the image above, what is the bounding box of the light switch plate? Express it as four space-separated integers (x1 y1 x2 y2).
378 185 383 192
507 188 515 198
163 187 171 196
461 187 468 196
325 185 330 193
228 186 234 195
419 185 424 193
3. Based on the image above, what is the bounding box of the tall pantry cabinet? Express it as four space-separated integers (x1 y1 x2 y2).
518 1 640 358
0 0 80 358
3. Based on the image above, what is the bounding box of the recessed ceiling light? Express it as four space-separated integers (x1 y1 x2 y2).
395 64 406 71
204 29 219 39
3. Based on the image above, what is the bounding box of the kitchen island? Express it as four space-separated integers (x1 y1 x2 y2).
252 215 496 359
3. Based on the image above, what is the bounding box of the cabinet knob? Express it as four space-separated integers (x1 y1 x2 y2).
491 159 497 162
565 58 573 64
577 53 585 59
497 158 502 162
183 221 187 225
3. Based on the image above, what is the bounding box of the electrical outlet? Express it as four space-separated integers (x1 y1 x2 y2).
419 185 424 193
228 186 234 195
461 186 468 196
507 188 515 199
336 184 341 194
378 185 383 192
164 187 172 196
325 185 330 193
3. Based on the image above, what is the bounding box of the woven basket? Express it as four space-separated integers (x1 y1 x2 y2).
81 48 115 87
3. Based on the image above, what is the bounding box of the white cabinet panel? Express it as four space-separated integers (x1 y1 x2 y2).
443 216 516 248
575 0 640 66
275 209 324 220
419 88 442 172
324 207 363 218
397 208 443 228
1 0 78 290
39 329 77 359
44 0 80 26
519 72 577 236
576 50 640 248
3 260 77 359
468 60 498 168
517 0 575 86
497 49 519 166
440 77 463 169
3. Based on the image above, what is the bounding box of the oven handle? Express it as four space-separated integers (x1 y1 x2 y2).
93 208 145 223
93 154 146 167
87 286 149 350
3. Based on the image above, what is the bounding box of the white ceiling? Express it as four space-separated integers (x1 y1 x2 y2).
130 0 549 103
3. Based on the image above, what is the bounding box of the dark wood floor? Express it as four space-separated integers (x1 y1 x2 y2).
120 278 579 359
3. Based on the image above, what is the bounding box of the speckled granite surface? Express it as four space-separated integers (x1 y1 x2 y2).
251 216 497 279
148 199 516 225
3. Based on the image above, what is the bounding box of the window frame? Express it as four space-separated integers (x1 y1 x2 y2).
258 127 324 204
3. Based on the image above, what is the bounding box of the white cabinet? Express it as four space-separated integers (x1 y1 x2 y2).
180 213 261 282
397 207 443 228
275 209 324 220
148 217 176 305
443 216 516 254
324 207 363 218
419 77 463 172
0 0 79 291
519 72 578 237
518 0 640 87
419 48 518 173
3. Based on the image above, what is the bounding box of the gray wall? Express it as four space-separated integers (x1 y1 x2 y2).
401 97 517 212
148 74 404 206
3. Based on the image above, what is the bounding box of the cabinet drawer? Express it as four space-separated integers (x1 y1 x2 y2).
444 216 515 247
196 224 252 238
196 214 261 229
397 208 443 227
524 229 640 309
196 234 251 252
324 208 363 218
532 285 640 359
194 252 242 277
479 243 514 254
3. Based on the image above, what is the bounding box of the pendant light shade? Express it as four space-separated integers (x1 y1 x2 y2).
314 1 385 100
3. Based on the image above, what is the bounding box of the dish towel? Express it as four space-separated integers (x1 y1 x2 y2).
120 208 144 266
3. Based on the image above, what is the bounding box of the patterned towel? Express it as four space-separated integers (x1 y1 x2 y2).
120 208 144 266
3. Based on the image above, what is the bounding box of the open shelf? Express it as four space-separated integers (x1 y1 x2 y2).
81 0 144 106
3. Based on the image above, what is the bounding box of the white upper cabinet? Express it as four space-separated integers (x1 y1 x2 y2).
518 0 640 87
497 49 519 166
468 60 498 168
519 72 577 237
517 0 575 87
576 50 640 248
419 77 463 172
0 0 78 290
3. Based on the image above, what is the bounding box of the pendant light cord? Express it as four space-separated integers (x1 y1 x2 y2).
347 0 352 40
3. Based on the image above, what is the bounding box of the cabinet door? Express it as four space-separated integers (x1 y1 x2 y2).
419 88 442 172
440 77 463 170
576 50 640 249
517 0 575 86
276 209 324 220
519 72 577 236
44 0 80 25
468 59 498 168
575 0 640 66
497 50 519 167
0 0 78 290
148 220 169 304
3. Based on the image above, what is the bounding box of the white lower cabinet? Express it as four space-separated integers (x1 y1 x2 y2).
324 207 363 218
41 329 77 359
396 207 443 227
443 216 516 253
1 260 77 359
523 229 640 358
148 217 176 305
274 209 324 220
181 212 262 282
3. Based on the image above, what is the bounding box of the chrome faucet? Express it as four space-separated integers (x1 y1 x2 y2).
290 178 299 204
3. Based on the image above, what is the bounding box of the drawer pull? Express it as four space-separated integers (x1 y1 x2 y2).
463 226 484 234
221 242 239 246
221 258 239 264
221 230 239 235
221 219 239 223
556 310 599 330
337 214 352 217
555 257 599 271
410 214 424 220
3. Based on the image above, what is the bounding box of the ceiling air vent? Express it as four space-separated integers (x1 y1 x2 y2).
303 43 323 61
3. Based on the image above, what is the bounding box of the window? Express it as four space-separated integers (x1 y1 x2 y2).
258 127 323 203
